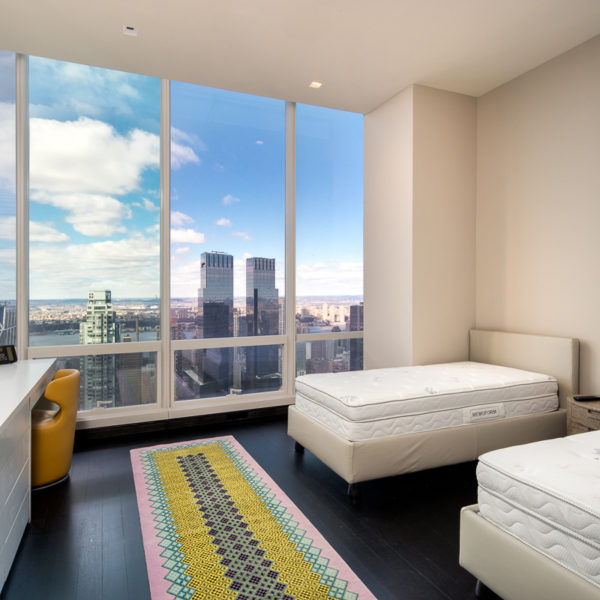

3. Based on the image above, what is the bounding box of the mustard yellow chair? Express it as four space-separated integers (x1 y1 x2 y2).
31 369 80 488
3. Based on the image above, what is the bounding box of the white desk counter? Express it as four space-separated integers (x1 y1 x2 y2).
0 358 55 591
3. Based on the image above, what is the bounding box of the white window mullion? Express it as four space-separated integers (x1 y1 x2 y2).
16 54 28 360
296 331 364 343
171 334 285 352
285 102 296 395
160 78 172 410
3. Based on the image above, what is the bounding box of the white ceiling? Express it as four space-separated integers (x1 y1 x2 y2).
1 0 600 114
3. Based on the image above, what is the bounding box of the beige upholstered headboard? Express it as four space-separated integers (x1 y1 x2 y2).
469 329 579 408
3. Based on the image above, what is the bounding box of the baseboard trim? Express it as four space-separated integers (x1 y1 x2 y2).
74 405 288 449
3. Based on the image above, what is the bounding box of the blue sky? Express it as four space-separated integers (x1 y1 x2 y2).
3 55 363 300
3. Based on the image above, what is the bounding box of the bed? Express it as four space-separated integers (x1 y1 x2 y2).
288 329 579 498
460 432 600 600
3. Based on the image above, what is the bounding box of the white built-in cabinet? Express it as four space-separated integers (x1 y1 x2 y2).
0 359 55 591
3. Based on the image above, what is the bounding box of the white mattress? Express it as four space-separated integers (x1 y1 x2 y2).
477 431 600 588
294 361 558 441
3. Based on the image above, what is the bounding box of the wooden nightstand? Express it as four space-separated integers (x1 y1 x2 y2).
567 396 600 434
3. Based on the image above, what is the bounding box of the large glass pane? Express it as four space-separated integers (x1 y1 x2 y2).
55 352 157 411
0 51 16 345
296 104 364 336
170 83 285 343
28 58 161 347
175 344 283 401
296 338 363 376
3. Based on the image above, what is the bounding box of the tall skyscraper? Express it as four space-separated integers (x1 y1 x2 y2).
246 257 278 336
196 252 234 392
245 257 280 390
198 252 234 337
0 303 16 345
349 302 364 371
80 290 120 409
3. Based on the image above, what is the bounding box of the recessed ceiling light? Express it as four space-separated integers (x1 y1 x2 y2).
309 81 323 89
123 25 138 37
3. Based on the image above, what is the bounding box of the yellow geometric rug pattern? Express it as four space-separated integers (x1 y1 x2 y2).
131 437 376 600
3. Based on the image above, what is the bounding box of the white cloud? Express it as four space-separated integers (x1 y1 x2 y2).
0 102 16 190
256 140 264 145
30 116 159 195
222 194 240 205
146 224 160 235
0 248 15 266
171 142 201 170
171 211 194 227
30 221 70 243
175 246 191 255
296 261 363 296
32 191 132 237
216 218 232 227
26 115 163 238
28 61 146 122
29 235 160 298
170 127 203 170
0 216 15 241
232 231 251 242
170 258 200 298
133 198 159 212
171 127 206 150
171 228 205 244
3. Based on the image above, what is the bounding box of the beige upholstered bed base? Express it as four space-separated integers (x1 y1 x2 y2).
288 406 566 484
287 329 579 485
460 505 600 600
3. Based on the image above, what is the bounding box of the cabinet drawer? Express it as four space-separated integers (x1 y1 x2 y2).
1 486 29 591
570 403 600 428
568 420 594 435
1 459 30 545
0 401 30 503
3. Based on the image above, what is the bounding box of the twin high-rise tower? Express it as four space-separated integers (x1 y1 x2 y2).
245 257 280 390
196 251 280 393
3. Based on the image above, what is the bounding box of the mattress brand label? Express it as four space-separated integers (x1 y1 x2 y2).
464 403 505 423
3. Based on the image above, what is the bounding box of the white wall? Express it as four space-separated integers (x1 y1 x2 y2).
364 85 476 368
412 86 476 364
364 86 414 368
476 35 600 393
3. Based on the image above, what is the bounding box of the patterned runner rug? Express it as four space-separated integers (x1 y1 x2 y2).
131 436 376 600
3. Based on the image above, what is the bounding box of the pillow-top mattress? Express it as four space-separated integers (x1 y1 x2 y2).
477 431 600 588
294 361 558 441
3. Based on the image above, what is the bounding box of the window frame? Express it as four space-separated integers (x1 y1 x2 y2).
15 56 363 428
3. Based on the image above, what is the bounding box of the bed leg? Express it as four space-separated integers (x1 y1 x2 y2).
294 441 305 454
347 483 360 505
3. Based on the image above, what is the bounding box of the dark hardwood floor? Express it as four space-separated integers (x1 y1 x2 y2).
1 416 497 600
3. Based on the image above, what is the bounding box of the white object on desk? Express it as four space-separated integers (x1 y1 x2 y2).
0 358 55 591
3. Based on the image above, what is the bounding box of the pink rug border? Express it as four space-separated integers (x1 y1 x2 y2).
130 435 377 600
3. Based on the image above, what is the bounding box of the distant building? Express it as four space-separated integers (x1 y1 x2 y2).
0 303 16 345
79 290 120 409
198 251 234 337
80 290 120 345
349 303 364 332
349 302 364 371
194 252 234 392
245 257 280 391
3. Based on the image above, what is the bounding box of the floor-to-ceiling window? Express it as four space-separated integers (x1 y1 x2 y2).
14 54 363 424
295 104 364 376
170 84 286 404
0 51 17 347
27 58 161 412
